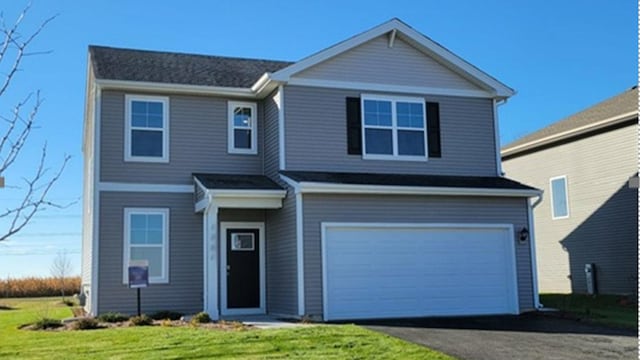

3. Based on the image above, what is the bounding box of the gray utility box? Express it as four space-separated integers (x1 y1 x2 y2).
584 263 597 295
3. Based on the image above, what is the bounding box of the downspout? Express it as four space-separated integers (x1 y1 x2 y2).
528 192 543 309
493 98 508 176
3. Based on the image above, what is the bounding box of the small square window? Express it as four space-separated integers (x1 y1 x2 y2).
231 233 255 251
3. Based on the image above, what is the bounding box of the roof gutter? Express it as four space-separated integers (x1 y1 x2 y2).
95 79 257 98
502 110 637 158
280 176 541 198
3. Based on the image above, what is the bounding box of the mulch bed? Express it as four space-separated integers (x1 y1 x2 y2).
21 318 252 331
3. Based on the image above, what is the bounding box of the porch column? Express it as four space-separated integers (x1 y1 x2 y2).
203 204 219 319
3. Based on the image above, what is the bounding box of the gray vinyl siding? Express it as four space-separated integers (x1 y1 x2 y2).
302 194 533 318
503 124 638 295
295 35 482 91
284 85 497 176
100 91 264 184
265 188 298 316
263 89 280 178
98 192 203 315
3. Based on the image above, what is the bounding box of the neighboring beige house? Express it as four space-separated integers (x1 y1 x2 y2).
502 86 638 296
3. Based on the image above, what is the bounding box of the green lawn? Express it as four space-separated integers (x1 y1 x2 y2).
0 298 455 359
540 293 638 330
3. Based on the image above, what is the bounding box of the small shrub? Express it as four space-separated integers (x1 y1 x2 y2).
191 312 211 324
71 318 100 330
97 312 129 323
129 314 153 326
160 319 173 327
150 310 183 321
32 318 62 330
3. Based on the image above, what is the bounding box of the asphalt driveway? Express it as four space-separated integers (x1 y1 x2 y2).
357 312 637 360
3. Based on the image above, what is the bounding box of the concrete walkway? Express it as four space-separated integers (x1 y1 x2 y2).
223 315 309 329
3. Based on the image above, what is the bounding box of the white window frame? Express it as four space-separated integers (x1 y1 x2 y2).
549 175 570 220
361 94 428 161
123 208 170 284
228 101 258 155
124 95 170 163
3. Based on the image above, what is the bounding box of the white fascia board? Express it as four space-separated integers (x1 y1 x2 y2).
294 181 541 197
98 182 194 193
95 79 256 99
286 78 493 98
502 110 638 157
209 189 287 198
270 18 514 98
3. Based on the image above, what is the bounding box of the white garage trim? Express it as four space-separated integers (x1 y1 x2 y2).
321 222 520 321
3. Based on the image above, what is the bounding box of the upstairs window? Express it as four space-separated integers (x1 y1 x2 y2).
550 176 569 219
125 95 169 162
228 101 257 154
361 95 427 160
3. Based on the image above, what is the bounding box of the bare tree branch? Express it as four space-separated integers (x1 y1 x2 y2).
0 4 67 242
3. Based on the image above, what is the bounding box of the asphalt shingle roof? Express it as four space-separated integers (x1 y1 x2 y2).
280 171 537 191
89 45 293 88
503 86 638 152
193 173 284 191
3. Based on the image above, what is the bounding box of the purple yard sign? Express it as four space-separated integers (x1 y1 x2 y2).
128 260 149 288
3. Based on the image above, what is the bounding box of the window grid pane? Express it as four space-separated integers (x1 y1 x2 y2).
363 98 426 157
128 211 166 280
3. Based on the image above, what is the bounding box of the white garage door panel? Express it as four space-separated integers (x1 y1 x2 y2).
323 225 518 320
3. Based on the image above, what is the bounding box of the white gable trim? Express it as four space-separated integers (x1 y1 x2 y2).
270 19 514 98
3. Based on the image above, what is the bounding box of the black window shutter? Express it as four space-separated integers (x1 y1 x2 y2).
346 97 362 155
426 102 441 158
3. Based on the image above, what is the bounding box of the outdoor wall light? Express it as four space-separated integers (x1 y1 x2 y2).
519 227 529 243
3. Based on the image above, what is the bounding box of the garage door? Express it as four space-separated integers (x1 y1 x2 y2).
322 224 519 320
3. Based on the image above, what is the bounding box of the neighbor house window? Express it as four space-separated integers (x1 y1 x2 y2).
550 176 569 219
125 95 169 162
361 95 426 160
123 208 169 284
228 101 257 154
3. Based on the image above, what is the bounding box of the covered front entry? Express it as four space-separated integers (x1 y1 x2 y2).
193 173 286 320
322 223 519 321
220 222 266 315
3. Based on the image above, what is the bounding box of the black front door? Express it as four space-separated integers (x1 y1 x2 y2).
226 229 260 308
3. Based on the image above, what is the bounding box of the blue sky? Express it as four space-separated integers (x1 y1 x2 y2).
0 1 636 278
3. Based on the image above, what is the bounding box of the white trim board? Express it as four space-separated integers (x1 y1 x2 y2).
279 176 541 198
98 182 193 193
295 191 305 316
287 78 493 98
220 222 266 316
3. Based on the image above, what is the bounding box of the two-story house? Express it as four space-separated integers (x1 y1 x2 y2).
82 19 541 321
